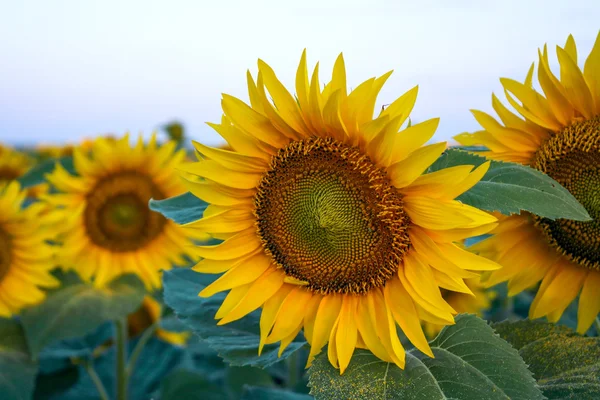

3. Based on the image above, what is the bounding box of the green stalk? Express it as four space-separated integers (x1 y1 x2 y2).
115 318 129 400
126 323 157 378
83 360 110 400
595 317 600 336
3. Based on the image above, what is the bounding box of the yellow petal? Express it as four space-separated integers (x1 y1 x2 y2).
577 272 600 334
266 287 312 343
335 296 358 374
388 142 447 189
259 284 294 354
530 262 587 319
403 196 497 230
192 141 267 172
436 242 502 271
583 31 600 114
179 160 261 190
218 269 285 324
355 295 393 362
199 252 271 297
556 46 595 119
183 178 254 207
387 118 440 165
307 294 342 366
384 278 433 357
191 228 261 260
501 79 562 131
258 59 309 135
184 209 254 234
222 94 289 148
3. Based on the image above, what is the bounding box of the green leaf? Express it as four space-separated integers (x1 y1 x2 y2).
493 319 600 399
17 156 75 188
242 387 313 400
149 192 208 225
225 366 274 398
308 314 543 400
21 274 145 356
0 318 29 353
0 318 38 400
0 350 38 400
162 268 306 368
160 369 228 400
428 149 591 221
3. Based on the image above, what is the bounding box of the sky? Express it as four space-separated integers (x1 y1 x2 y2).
0 0 599 147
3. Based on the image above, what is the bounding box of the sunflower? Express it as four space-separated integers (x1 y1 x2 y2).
422 278 494 338
0 144 32 183
180 51 501 373
456 33 600 333
44 135 202 289
0 181 59 316
128 296 190 345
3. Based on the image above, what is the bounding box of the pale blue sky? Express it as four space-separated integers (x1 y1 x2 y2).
0 0 598 147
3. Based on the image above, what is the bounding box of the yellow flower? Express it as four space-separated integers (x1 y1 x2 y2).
44 135 203 289
456 33 600 333
128 296 190 345
0 181 59 316
423 278 494 338
0 145 32 183
181 51 500 373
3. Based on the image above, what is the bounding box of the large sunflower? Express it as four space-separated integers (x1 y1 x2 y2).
44 135 201 289
181 51 501 373
456 33 600 333
0 181 59 316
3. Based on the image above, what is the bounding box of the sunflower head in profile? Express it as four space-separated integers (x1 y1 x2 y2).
456 33 600 333
0 181 59 316
128 296 190 345
423 278 494 338
180 51 501 373
44 135 202 289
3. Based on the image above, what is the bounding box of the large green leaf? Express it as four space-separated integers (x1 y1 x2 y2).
493 319 600 399
149 192 208 225
428 149 591 221
0 318 38 400
160 369 229 400
17 156 75 188
242 387 313 400
21 274 145 356
162 268 306 368
308 314 543 400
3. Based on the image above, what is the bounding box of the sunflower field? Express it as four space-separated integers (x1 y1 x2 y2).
1 32 599 400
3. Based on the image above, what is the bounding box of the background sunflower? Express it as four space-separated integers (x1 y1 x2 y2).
457 32 600 333
44 134 203 289
0 181 58 316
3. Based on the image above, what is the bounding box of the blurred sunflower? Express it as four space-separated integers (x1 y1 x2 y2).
456 33 600 333
128 296 189 345
0 181 59 316
423 278 493 338
181 51 501 373
44 135 201 289
0 145 32 182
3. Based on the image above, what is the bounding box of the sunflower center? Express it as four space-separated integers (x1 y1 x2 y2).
0 228 12 281
0 167 21 181
254 137 411 294
532 115 600 270
84 172 167 252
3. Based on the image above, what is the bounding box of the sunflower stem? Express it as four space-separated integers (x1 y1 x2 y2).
595 317 600 336
115 318 128 400
83 359 110 400
126 323 157 378
287 351 300 389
